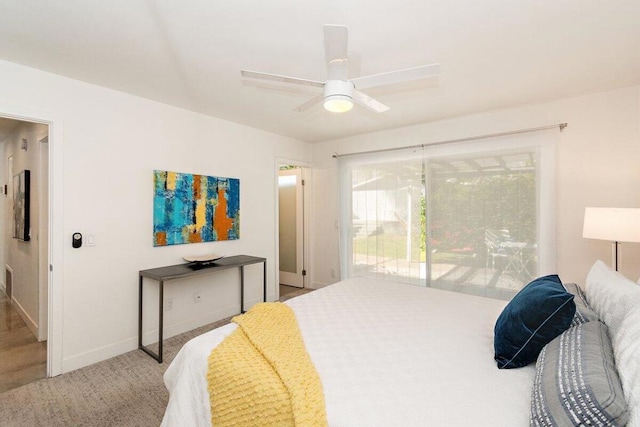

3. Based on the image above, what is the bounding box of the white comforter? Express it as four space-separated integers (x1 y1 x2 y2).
162 277 535 426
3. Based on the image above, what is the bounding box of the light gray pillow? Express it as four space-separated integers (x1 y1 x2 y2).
530 321 629 426
563 282 599 326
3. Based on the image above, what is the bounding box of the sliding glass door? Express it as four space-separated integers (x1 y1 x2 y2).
426 152 537 299
339 131 556 299
349 158 425 286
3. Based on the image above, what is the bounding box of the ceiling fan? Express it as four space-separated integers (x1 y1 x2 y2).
241 25 440 113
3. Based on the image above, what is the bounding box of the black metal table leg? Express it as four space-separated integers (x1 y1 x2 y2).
263 261 267 302
139 277 163 363
138 275 143 349
158 280 164 363
240 266 245 313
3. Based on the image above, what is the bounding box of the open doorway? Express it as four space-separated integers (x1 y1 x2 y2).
0 117 50 391
277 164 310 300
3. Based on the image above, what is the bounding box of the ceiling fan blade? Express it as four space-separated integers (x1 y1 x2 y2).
351 63 440 90
241 70 324 88
353 90 390 113
324 25 348 80
294 93 325 112
242 79 320 96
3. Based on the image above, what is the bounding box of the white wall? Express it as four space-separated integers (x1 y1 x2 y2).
311 85 640 288
2 53 638 373
0 59 312 372
0 121 48 338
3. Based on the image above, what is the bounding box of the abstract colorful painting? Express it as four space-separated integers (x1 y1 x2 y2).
153 170 240 246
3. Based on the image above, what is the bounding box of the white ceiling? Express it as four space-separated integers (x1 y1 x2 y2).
0 1 638 143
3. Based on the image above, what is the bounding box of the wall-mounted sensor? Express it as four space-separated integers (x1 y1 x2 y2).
72 233 82 248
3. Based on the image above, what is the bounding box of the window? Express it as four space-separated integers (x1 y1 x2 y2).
339 130 557 299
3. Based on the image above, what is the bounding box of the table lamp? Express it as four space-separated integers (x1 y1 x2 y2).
583 207 640 271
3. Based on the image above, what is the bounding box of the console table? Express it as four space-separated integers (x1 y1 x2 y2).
138 254 267 362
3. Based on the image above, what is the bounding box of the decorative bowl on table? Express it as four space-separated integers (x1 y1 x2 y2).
183 254 225 266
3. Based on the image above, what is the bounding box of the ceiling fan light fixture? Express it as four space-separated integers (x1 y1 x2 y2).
324 94 353 113
323 80 355 113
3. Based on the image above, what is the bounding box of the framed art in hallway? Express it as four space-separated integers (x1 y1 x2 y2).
12 169 30 242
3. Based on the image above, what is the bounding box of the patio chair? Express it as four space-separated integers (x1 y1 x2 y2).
485 229 512 270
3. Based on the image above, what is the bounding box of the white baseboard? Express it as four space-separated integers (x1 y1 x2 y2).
311 281 331 289
12 296 39 339
63 335 139 373
267 293 278 302
62 300 264 373
150 303 241 342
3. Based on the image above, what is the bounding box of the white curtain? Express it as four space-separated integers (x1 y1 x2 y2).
338 129 557 299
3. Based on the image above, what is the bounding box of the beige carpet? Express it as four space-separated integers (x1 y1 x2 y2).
0 289 313 426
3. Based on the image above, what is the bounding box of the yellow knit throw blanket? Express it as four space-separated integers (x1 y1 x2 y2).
207 303 327 427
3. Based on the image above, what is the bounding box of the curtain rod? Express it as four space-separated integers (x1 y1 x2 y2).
332 123 567 159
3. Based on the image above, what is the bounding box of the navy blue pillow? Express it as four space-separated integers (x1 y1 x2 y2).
494 274 575 369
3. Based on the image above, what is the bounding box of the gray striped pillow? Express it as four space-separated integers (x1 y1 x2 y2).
564 283 599 326
530 321 629 426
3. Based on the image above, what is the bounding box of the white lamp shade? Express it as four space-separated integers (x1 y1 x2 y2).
583 207 640 243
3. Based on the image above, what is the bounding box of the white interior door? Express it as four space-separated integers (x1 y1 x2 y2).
278 168 304 287
38 137 48 341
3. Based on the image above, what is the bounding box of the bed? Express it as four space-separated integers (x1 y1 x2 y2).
162 261 640 426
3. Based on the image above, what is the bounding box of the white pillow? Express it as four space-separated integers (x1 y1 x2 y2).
616 304 640 427
585 260 640 342
585 260 640 427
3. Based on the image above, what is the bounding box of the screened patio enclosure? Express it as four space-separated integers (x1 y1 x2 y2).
346 150 539 300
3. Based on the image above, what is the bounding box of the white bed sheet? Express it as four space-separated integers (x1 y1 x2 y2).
162 277 535 426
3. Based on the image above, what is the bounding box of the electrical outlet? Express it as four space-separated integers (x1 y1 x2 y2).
166 297 173 311
194 291 202 304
